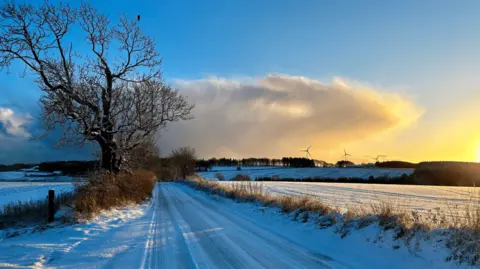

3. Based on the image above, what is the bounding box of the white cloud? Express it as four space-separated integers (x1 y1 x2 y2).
0 107 31 137
158 74 424 159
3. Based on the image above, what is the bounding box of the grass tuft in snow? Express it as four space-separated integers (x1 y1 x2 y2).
0 191 75 229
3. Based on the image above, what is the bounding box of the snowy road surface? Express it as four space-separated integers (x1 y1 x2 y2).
0 183 464 269
143 183 342 269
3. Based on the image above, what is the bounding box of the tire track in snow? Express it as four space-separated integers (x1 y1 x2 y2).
140 200 157 269
153 183 345 269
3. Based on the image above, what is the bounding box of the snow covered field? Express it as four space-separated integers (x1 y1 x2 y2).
0 171 72 182
199 166 414 181
219 181 480 219
0 182 74 208
210 166 279 171
0 183 468 269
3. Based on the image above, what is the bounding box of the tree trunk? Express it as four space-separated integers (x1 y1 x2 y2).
100 141 120 173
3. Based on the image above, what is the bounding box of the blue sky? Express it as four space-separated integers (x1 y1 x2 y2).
1 0 480 163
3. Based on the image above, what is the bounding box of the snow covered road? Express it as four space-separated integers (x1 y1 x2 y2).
1 183 466 269
0 183 342 268
144 183 341 269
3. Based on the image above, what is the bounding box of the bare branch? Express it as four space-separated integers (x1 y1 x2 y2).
0 1 193 172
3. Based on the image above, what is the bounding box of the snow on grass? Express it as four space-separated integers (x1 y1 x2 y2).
219 181 480 221
0 171 73 182
199 166 414 181
0 182 74 208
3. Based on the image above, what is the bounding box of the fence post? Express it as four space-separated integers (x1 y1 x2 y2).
48 189 55 223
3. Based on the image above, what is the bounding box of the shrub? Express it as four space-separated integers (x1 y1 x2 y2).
170 147 196 179
215 172 226 181
275 196 330 215
124 138 161 172
232 174 251 181
75 170 156 216
155 158 176 181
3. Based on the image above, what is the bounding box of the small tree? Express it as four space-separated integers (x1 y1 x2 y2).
170 147 196 179
0 2 194 172
124 137 160 171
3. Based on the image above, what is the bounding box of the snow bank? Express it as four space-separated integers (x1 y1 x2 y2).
0 201 150 268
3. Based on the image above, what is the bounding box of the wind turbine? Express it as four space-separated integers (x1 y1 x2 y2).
342 149 351 162
372 155 387 163
301 145 312 159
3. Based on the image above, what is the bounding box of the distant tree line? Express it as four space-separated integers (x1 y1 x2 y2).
38 161 99 175
375 161 417 168
0 163 33 172
413 161 480 186
0 161 99 175
196 157 318 171
281 157 315 167
335 160 355 167
195 158 420 170
199 158 286 167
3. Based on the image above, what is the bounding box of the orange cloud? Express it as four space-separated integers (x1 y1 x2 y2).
159 74 423 159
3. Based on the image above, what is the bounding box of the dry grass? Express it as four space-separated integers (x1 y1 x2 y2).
1 170 156 229
185 176 480 265
186 178 331 217
275 196 331 215
75 170 156 216
444 195 480 265
0 191 75 229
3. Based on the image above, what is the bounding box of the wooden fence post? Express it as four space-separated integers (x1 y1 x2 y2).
48 189 55 223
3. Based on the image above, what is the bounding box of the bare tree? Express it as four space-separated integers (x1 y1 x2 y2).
170 147 196 179
125 136 160 171
0 1 194 172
